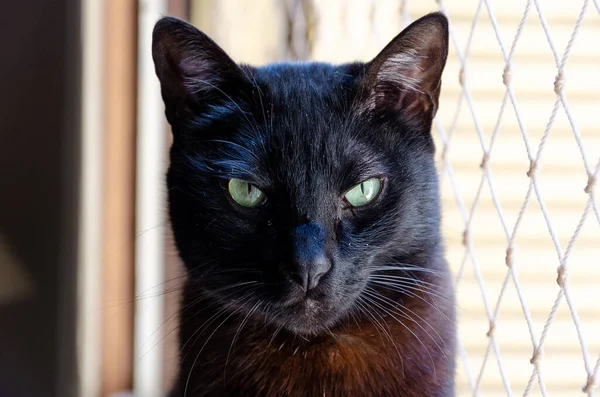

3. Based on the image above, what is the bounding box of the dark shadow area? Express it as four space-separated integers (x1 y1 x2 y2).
0 2 80 396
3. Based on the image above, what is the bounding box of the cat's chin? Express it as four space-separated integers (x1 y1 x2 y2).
273 296 350 336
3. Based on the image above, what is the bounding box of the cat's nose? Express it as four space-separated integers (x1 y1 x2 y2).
290 222 331 291
292 255 331 292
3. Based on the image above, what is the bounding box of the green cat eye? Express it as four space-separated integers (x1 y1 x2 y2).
344 178 382 207
228 179 266 208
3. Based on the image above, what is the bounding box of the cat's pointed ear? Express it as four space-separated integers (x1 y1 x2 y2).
360 12 449 119
152 17 246 123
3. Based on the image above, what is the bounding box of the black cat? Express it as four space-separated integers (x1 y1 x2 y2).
153 12 455 397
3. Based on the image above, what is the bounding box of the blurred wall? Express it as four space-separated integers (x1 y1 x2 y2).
0 1 80 396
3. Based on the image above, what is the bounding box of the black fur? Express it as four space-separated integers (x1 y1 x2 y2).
153 12 455 396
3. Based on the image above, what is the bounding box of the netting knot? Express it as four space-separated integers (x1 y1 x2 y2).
554 72 565 94
505 245 515 268
462 229 470 246
585 175 597 194
502 65 512 86
556 265 567 287
527 160 539 178
459 67 465 86
486 322 495 338
583 372 599 393
530 347 543 364
440 146 448 161
480 152 490 169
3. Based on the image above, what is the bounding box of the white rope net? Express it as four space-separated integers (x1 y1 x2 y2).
285 0 600 395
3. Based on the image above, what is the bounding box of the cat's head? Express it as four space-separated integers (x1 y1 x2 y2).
153 13 449 336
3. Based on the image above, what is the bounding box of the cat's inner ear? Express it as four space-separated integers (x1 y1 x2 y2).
152 17 245 122
361 12 449 118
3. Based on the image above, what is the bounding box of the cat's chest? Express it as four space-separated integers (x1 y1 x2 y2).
186 326 443 397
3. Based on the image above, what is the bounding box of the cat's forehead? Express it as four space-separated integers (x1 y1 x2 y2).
252 63 360 113
247 65 365 159
247 63 363 149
